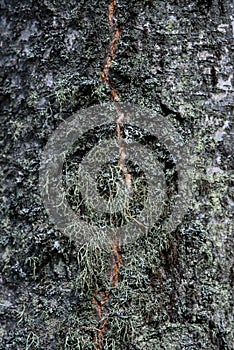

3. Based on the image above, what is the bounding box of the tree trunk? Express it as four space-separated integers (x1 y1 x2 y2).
0 0 233 349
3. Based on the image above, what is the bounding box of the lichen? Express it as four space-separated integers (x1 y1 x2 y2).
0 0 233 349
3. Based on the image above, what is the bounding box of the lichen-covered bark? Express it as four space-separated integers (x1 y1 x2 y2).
0 0 233 349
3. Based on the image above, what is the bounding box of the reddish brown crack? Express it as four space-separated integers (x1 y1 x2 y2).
92 241 122 349
110 239 123 286
93 1 131 348
100 1 121 102
101 0 132 189
93 291 109 349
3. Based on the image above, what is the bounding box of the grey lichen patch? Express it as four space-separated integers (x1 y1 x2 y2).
76 243 111 294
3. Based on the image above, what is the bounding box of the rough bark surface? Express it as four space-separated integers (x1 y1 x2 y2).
0 0 233 349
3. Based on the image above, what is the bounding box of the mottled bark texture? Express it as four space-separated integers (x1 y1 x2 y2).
0 0 233 349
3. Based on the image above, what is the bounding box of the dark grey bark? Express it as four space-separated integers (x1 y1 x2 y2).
0 0 233 349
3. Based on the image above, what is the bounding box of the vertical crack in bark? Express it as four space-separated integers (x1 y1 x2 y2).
100 0 132 190
100 0 121 102
93 291 109 349
110 238 123 287
93 1 132 348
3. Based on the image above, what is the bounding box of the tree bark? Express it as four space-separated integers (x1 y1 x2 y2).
0 0 233 349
